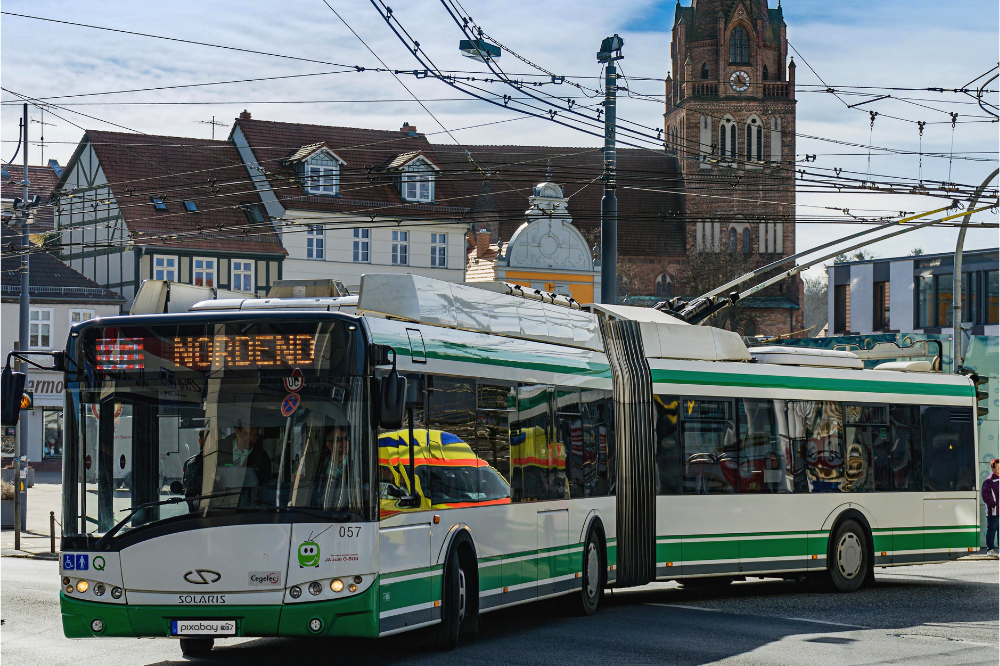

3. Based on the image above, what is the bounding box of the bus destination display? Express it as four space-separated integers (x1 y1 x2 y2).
95 334 318 373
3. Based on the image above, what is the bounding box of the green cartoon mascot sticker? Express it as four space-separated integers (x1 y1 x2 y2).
298 541 320 568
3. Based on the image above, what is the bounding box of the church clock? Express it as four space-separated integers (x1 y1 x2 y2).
729 70 751 92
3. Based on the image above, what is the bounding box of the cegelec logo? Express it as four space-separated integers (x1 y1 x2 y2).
248 571 281 586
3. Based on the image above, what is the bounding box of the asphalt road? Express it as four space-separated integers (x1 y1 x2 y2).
2 557 997 666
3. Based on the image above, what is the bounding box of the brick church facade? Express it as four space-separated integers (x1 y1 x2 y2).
653 0 803 336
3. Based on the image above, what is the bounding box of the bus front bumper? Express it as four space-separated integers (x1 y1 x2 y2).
60 585 379 639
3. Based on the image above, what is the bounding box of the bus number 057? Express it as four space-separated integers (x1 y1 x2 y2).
339 526 361 538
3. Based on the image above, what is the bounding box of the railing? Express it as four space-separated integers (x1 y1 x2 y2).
688 82 719 97
0 285 118 298
763 83 790 98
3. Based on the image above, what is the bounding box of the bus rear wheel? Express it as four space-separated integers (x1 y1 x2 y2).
179 637 213 658
828 519 869 592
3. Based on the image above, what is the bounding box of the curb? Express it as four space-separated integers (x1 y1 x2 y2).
1 549 59 560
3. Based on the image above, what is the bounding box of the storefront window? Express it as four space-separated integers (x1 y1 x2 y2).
43 409 63 458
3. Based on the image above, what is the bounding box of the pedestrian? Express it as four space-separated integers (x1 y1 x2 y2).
982 458 999 556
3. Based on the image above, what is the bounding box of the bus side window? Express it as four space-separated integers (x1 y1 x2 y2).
920 405 976 491
785 401 844 493
512 385 561 502
889 405 921 491
654 395 682 495
580 389 614 497
679 399 737 495
476 381 514 502
843 404 889 492
426 376 478 505
737 399 790 494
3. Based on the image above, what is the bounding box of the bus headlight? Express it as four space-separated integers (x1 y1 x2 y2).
94 583 106 596
76 580 89 593
330 579 344 593
289 585 302 599
308 582 322 596
110 587 123 599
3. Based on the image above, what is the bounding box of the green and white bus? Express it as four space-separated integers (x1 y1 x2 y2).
37 275 978 657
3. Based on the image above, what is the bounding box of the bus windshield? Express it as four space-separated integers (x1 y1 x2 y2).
62 318 373 542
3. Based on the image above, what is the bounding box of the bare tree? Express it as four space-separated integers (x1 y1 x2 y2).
803 275 828 337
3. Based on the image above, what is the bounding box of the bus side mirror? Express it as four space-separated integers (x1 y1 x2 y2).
1 365 28 427
379 372 407 429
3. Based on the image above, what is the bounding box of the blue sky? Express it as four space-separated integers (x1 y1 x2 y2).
2 0 997 273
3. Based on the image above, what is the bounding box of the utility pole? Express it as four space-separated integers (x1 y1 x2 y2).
16 103 30 550
952 167 998 372
597 35 623 305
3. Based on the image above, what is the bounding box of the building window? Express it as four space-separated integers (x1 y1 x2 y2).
746 117 763 162
742 228 751 254
728 227 737 253
655 274 672 298
353 228 370 263
430 233 447 267
29 308 53 348
193 258 215 287
834 284 850 333
873 281 890 330
150 197 168 211
391 230 409 265
154 255 177 281
762 64 769 81
69 309 96 327
241 202 265 225
729 25 750 64
307 226 325 259
402 161 434 202
43 409 63 459
719 117 737 160
232 260 254 293
183 200 199 212
305 153 340 196
916 275 934 328
987 270 999 324
700 63 709 79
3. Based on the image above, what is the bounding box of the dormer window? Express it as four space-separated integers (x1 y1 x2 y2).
305 152 340 196
286 143 346 197
402 160 435 202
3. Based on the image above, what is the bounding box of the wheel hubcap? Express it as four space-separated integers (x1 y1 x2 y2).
585 543 599 599
457 567 467 622
838 533 863 579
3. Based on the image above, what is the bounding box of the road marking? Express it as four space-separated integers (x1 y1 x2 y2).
644 603 721 612
783 617 868 629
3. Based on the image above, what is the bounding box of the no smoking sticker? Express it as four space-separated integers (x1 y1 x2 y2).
281 393 301 417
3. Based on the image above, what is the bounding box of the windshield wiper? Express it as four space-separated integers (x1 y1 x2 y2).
94 490 242 550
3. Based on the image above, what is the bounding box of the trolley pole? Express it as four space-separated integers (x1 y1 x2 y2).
951 168 998 372
598 36 623 305
15 103 30 550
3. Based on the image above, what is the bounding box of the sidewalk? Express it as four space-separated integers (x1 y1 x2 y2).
2 471 62 559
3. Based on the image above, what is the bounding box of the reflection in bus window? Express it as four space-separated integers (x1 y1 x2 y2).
843 404 889 492
655 396 683 494
784 401 844 492
577 389 615 497
681 399 737 494
737 399 790 493
511 385 567 501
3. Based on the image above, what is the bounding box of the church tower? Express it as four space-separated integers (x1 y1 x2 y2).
663 0 801 336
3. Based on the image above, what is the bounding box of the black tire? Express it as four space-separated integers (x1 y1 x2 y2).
430 545 471 650
828 519 869 592
574 526 605 616
179 637 214 658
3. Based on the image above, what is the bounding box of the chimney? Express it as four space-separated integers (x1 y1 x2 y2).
787 58 796 97
476 228 491 257
400 122 418 136
239 109 252 120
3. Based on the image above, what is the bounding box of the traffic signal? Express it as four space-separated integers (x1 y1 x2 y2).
1 366 27 426
971 373 990 419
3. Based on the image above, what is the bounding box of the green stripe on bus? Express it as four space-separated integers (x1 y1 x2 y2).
650 368 973 398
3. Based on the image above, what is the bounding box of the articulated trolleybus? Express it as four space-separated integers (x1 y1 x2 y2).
21 274 980 656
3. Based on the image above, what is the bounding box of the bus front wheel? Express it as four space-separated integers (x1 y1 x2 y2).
179 637 213 658
431 542 475 649
575 526 605 616
828 519 869 593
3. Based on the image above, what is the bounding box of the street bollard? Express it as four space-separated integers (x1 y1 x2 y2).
50 510 56 554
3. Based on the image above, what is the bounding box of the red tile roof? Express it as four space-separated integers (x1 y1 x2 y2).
54 131 285 255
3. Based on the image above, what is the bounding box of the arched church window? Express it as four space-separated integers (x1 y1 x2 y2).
729 227 737 253
743 318 757 338
729 26 750 64
701 63 709 79
742 228 751 254
655 274 672 298
762 64 769 81
730 124 737 159
745 117 763 162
